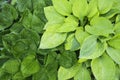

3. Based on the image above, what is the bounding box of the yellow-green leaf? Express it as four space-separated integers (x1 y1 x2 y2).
39 31 67 49
91 53 116 80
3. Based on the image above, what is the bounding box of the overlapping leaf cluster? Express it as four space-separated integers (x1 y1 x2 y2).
0 0 62 80
1 0 120 80
40 0 120 80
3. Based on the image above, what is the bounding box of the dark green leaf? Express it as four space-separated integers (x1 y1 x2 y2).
21 55 40 77
58 51 77 68
2 59 20 74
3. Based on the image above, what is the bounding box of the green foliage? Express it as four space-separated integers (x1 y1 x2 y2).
40 0 120 80
1 0 120 80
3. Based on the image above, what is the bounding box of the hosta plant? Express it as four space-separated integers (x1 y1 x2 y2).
40 0 120 80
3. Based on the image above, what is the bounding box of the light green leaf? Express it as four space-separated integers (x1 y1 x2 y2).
58 63 80 80
78 59 87 63
86 17 114 37
97 0 113 14
44 22 62 31
57 22 77 32
106 47 120 64
116 15 120 23
74 64 91 80
75 27 90 46
101 9 120 19
80 35 107 59
39 31 67 49
52 0 72 16
108 35 120 49
115 65 120 80
91 53 116 80
2 59 20 74
65 33 80 51
87 0 98 18
21 55 40 77
44 6 64 23
112 0 120 10
114 22 120 34
72 0 88 21
57 15 78 32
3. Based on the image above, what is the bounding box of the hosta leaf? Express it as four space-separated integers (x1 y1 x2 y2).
10 23 24 33
16 0 32 12
44 6 64 23
12 72 24 80
31 15 45 33
2 59 20 74
112 0 120 10
65 34 80 51
114 22 120 34
75 27 90 46
21 55 40 77
0 4 17 30
44 22 62 31
115 65 120 80
58 51 77 68
116 15 120 23
80 35 107 59
12 39 30 57
58 63 80 80
39 31 67 49
74 64 91 80
78 59 87 63
57 15 78 32
52 0 72 16
97 0 113 14
57 22 77 32
86 17 114 37
101 9 120 19
87 0 98 18
72 0 88 21
22 11 44 33
33 68 49 80
106 47 120 64
91 53 116 80
108 35 120 49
